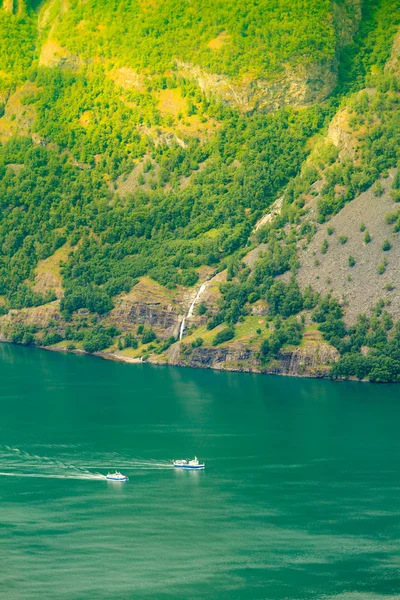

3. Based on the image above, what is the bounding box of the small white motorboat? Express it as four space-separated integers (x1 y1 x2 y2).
173 456 205 470
106 471 129 482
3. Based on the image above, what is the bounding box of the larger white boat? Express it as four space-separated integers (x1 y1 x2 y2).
173 456 205 470
106 471 129 481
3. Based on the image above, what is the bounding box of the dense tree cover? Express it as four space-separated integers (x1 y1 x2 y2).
259 316 304 362
0 10 36 91
54 0 340 79
213 326 235 346
0 0 400 382
337 0 400 94
329 311 400 383
0 97 324 309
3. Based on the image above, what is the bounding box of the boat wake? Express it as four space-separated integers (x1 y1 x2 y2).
0 446 173 482
0 471 106 480
0 445 106 481
97 459 173 470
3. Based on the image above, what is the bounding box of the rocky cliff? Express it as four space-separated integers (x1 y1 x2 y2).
161 339 339 378
176 1 362 113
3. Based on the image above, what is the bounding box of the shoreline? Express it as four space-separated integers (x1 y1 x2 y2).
0 339 371 383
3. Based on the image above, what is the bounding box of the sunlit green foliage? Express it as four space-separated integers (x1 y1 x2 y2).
0 10 36 89
55 0 339 79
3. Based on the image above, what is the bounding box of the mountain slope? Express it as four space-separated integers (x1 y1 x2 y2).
0 0 399 382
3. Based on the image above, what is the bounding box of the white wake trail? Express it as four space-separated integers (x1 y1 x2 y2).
0 471 107 481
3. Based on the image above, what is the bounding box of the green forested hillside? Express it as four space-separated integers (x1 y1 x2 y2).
0 0 400 382
54 0 340 77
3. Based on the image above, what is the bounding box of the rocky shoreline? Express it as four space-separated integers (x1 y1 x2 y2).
0 337 341 381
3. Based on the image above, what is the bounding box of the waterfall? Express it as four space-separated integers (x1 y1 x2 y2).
178 318 186 341
179 282 207 341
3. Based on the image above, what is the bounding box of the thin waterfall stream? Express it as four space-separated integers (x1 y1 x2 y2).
179 282 208 340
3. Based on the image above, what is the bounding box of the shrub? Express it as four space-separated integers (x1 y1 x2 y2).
392 169 400 190
191 337 204 348
390 189 400 202
327 226 335 235
212 326 235 346
338 235 348 244
124 333 138 349
372 181 384 197
196 302 207 315
321 239 329 254
103 276 137 297
382 239 391 251
360 223 366 232
364 231 371 244
207 313 224 330
83 329 112 353
41 332 63 346
9 324 35 346
385 211 399 224
248 292 259 304
348 255 356 267
158 336 176 352
142 328 157 344
377 263 386 275
60 286 113 316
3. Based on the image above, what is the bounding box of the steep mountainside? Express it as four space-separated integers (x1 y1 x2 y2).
0 0 400 382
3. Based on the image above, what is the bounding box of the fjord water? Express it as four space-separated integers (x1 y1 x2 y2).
0 345 399 600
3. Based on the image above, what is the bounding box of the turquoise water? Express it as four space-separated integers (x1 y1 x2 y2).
0 343 399 599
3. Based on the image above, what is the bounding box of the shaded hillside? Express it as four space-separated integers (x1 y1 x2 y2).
0 0 400 382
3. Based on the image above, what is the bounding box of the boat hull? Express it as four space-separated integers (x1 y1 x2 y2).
173 464 205 470
106 476 129 481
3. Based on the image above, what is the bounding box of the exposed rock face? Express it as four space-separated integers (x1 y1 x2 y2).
177 60 337 113
111 300 180 338
327 106 358 159
0 302 61 330
165 343 257 371
254 196 283 231
164 340 338 378
268 344 340 377
107 277 183 338
333 0 362 45
385 27 400 77
175 1 362 114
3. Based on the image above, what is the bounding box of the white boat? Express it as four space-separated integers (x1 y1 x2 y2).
173 456 205 470
106 471 129 481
